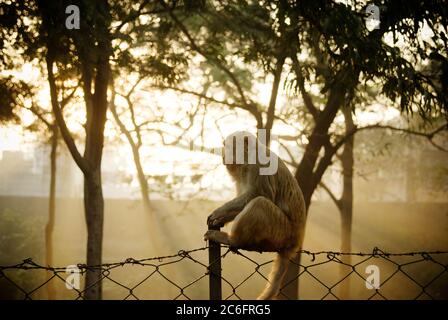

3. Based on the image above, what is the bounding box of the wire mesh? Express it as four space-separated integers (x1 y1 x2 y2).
0 247 447 300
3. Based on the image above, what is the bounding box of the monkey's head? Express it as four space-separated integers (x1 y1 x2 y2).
222 131 258 175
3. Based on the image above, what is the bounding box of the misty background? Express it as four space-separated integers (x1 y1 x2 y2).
0 0 447 299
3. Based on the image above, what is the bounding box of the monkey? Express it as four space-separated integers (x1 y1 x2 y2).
204 131 307 300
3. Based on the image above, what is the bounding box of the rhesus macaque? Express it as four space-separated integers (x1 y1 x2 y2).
204 131 307 300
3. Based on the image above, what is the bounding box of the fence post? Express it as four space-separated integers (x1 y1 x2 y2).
208 225 222 300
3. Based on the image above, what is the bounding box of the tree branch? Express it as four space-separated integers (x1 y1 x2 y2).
310 121 448 195
335 123 448 153
290 54 319 119
265 54 286 132
116 77 144 147
159 0 254 114
112 0 160 36
264 0 288 132
60 82 80 108
46 54 90 175
319 182 341 210
109 86 140 153
27 103 52 128
144 84 262 125
278 141 299 167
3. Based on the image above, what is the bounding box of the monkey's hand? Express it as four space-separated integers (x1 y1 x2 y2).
207 209 227 227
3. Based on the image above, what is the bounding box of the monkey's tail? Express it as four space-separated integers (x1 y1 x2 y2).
257 250 291 300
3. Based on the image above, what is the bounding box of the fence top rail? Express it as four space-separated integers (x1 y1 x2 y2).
1 247 447 271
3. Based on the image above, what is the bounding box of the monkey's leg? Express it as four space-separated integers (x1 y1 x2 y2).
204 230 231 245
229 196 293 252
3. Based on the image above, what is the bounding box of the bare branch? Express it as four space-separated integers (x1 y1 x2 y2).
60 82 80 108
116 78 145 148
278 134 300 142
335 123 448 153
154 127 221 156
26 103 52 128
312 122 448 164
278 141 298 167
109 85 140 152
310 121 448 194
319 182 341 210
265 55 286 131
144 85 262 125
158 0 255 114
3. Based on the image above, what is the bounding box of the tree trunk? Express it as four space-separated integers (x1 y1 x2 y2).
285 69 358 299
83 169 104 299
82 53 109 300
406 148 417 202
295 88 347 206
42 0 111 301
281 254 301 300
110 103 151 213
132 143 164 255
338 204 352 299
284 85 346 299
109 100 165 254
137 165 151 214
81 6 111 298
338 104 355 299
45 127 57 299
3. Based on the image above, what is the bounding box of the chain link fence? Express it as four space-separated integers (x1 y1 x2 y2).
1 245 447 300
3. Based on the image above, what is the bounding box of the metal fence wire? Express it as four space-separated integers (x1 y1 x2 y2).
1 241 447 300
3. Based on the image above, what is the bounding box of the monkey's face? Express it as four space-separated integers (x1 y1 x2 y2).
222 131 257 174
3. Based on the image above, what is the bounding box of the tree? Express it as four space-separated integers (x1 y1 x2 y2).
26 84 77 299
155 0 447 298
108 1 194 253
0 78 27 124
2 0 446 300
0 73 64 298
110 80 151 212
287 0 447 298
2 1 189 299
1 0 113 298
38 0 113 299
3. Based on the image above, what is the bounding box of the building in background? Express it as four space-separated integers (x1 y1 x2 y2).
0 146 135 198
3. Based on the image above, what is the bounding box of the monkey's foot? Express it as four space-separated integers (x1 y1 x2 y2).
204 230 230 245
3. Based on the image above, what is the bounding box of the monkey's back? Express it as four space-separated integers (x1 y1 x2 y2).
275 157 307 227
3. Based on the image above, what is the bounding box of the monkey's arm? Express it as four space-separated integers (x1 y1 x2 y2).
208 170 275 227
207 192 256 227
